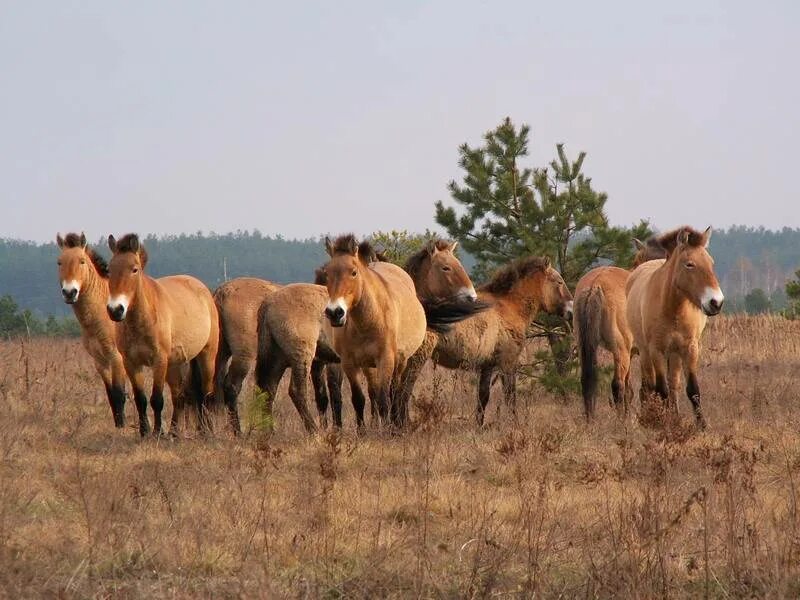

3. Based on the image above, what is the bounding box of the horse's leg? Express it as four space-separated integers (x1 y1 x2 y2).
343 365 368 431
374 352 396 426
109 353 127 428
195 344 220 435
611 343 631 417
220 355 250 436
288 361 318 433
165 364 189 438
364 368 380 424
683 342 707 429
394 335 435 428
94 360 116 426
649 347 669 404
311 360 329 429
476 365 495 427
255 352 288 429
501 370 517 420
390 356 409 428
667 353 682 415
638 348 656 405
126 366 151 437
327 364 344 428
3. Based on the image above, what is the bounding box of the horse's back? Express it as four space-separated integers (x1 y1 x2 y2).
263 283 329 360
434 292 501 369
156 275 219 360
371 262 426 357
215 277 279 361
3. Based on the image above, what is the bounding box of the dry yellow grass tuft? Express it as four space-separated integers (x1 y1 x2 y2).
1 314 800 597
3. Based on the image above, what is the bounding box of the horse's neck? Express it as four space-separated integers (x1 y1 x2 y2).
350 270 385 331
505 284 540 325
409 262 431 300
656 258 693 315
124 276 159 336
72 268 111 331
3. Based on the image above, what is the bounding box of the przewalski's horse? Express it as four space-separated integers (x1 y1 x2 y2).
255 282 341 432
56 232 128 428
106 234 220 437
573 239 667 420
626 226 724 429
213 277 279 434
322 234 428 427
432 256 573 426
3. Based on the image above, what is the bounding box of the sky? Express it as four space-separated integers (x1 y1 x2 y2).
1 1 798 243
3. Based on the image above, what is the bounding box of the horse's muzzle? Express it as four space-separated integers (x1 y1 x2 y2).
61 288 79 304
703 298 723 316
325 306 346 327
107 305 126 322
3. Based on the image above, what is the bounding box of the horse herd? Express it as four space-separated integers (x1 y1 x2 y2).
54 225 723 438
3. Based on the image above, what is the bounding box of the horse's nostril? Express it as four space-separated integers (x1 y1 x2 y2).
334 307 344 318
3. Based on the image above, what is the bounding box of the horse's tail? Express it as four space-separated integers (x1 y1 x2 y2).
212 314 230 409
576 286 604 419
314 334 340 364
255 302 272 390
421 297 491 334
188 357 206 420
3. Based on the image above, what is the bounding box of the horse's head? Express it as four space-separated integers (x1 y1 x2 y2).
322 234 368 327
538 261 574 320
632 237 667 268
667 227 724 316
106 233 149 322
56 232 94 304
408 240 477 302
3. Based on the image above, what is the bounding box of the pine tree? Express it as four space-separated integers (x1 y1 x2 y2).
786 270 800 318
435 117 652 286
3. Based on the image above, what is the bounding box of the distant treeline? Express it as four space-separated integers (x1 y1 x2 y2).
1 226 799 320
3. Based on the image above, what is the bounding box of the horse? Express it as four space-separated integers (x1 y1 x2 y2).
625 226 724 429
213 277 279 434
56 232 128 428
431 256 573 426
322 234 428 427
573 238 667 420
255 282 341 432
106 234 220 437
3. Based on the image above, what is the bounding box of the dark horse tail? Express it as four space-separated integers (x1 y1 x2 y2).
188 357 207 426
421 297 491 334
576 286 603 419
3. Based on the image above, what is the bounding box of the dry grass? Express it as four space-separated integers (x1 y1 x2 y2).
1 314 800 598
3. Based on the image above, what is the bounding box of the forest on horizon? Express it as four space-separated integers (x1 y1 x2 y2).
1 224 798 324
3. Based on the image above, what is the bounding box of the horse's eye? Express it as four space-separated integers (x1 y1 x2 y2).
441 265 451 272
57 260 61 266
685 262 696 270
351 269 357 277
80 259 86 265
132 267 139 274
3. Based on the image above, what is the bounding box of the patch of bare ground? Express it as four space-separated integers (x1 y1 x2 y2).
0 314 799 597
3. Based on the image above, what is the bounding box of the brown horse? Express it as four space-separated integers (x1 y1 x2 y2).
106 234 220 436
56 232 127 428
322 234 428 427
626 226 724 428
432 256 573 425
255 283 341 432
573 239 667 419
213 277 279 434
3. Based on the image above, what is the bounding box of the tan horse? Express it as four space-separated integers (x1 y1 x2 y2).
432 256 573 425
56 232 128 428
322 234 427 427
106 234 220 436
626 226 724 428
213 277 279 434
573 239 666 419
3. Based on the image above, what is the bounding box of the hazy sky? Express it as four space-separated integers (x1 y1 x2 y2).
1 1 797 243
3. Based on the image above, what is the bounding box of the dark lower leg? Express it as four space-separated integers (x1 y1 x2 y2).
133 389 150 436
150 388 165 435
327 366 343 428
311 361 329 428
686 373 706 428
476 367 493 426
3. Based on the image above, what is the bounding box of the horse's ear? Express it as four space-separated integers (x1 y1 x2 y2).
677 229 690 247
702 226 712 248
347 237 358 256
449 240 458 253
633 238 645 251
544 256 552 269
128 235 140 253
56 234 65 249
108 235 117 253
324 237 334 257
79 232 87 248
426 239 438 256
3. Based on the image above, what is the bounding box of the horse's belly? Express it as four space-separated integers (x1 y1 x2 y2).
435 321 496 369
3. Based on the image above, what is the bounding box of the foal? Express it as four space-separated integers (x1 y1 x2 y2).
433 256 573 425
107 234 220 436
56 232 127 428
626 226 724 428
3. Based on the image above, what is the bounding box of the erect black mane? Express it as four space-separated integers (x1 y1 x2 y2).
479 256 550 295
